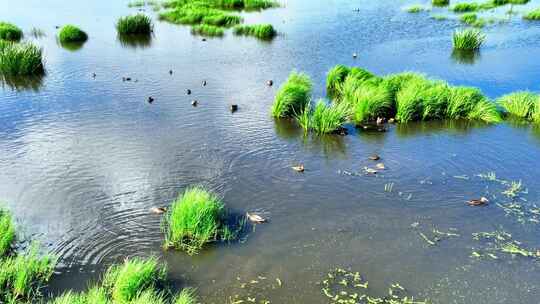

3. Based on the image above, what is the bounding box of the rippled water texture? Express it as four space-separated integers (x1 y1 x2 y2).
2 0 540 303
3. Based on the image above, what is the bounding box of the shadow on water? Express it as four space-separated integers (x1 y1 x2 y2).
59 41 86 52
451 49 481 65
117 33 153 49
273 118 303 140
0 74 44 92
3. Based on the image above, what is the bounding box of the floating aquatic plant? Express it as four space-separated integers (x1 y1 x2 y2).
452 28 485 51
272 71 312 118
233 24 276 40
116 14 153 35
0 40 44 76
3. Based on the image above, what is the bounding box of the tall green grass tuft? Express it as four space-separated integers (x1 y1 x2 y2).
452 3 480 12
533 100 540 124
297 100 349 134
0 22 23 41
103 257 166 303
159 7 242 27
447 86 486 119
0 208 15 257
326 65 350 101
116 14 153 35
498 91 537 119
346 81 393 124
524 8 540 20
233 24 276 39
174 288 197 304
0 244 56 302
395 75 432 122
58 25 88 43
191 24 224 36
0 40 44 76
272 71 312 118
468 99 502 123
163 187 231 254
453 28 485 51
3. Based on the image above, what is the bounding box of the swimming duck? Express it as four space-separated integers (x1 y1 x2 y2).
292 165 305 172
148 96 154 103
191 100 198 106
375 163 385 170
150 207 167 214
202 80 207 86
230 104 238 112
267 80 273 86
376 117 385 125
186 89 191 95
246 212 266 224
369 154 380 161
467 197 489 206
364 167 377 174
352 53 358 58
169 70 173 75
92 73 96 78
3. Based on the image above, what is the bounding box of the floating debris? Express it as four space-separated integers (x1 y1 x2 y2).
472 229 539 261
186 89 191 95
497 202 540 225
147 96 154 103
502 180 525 198
413 224 460 247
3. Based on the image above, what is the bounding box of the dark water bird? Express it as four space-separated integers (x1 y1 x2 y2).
55 25 60 29
126 77 132 81
230 104 238 112
267 80 273 86
202 80 207 86
150 207 167 214
369 155 380 161
353 53 358 58
292 165 304 172
148 96 154 103
191 100 198 106
186 89 191 95
246 212 266 224
202 38 207 41
467 197 489 206
169 70 173 75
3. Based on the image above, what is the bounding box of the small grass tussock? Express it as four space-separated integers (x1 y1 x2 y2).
498 91 538 119
0 207 15 257
460 13 486 27
326 65 351 101
297 100 349 134
116 14 153 35
406 5 429 13
272 71 312 118
233 24 276 39
524 8 540 20
103 257 166 303
453 28 485 51
191 24 224 36
0 22 23 41
0 244 56 302
452 3 480 12
0 40 44 76
159 7 241 27
432 0 450 6
163 187 237 255
58 25 88 43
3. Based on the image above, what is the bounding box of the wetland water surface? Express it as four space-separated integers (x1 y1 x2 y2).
2 0 540 303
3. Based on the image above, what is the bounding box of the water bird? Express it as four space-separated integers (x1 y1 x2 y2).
92 73 96 78
202 80 207 86
191 100 198 106
292 165 305 172
186 89 191 95
267 80 273 86
148 96 154 103
353 53 357 58
376 117 385 125
150 207 167 214
375 163 385 170
202 38 207 41
364 167 377 174
369 155 380 161
246 212 267 224
467 197 489 206
169 70 173 75
230 104 238 112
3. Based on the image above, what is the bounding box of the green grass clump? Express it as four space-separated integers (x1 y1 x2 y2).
160 7 241 27
297 100 349 134
432 0 449 6
0 22 23 41
468 98 502 123
452 28 485 51
460 13 486 27
272 71 312 118
58 25 88 43
0 40 44 76
191 24 224 36
233 24 276 39
498 91 537 119
103 257 166 303
0 245 56 302
326 65 350 101
163 187 232 254
406 5 428 13
447 86 486 119
116 14 153 35
452 2 480 12
0 208 14 257
524 8 540 20
533 100 540 124
395 76 432 122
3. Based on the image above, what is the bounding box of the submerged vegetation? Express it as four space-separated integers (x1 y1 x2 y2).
163 187 239 255
117 14 153 35
58 25 88 43
233 24 276 40
271 71 312 118
0 22 23 41
158 0 278 39
0 40 44 76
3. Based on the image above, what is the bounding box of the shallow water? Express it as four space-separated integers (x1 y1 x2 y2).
2 0 540 303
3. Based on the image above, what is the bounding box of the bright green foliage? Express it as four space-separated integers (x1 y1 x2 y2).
452 3 480 12
460 13 486 27
533 100 540 124
346 82 393 123
452 28 485 51
406 5 428 13
0 22 23 41
326 65 350 100
164 0 278 10
468 99 502 123
129 290 167 304
103 257 166 303
174 288 197 304
159 7 241 26
58 25 88 43
447 86 485 119
272 71 312 118
498 91 537 119
0 40 44 76
0 244 56 302
297 100 349 134
432 0 449 6
420 83 452 120
191 24 224 36
395 77 431 122
524 8 540 20
116 14 153 35
163 187 228 254
233 24 276 39
0 208 14 257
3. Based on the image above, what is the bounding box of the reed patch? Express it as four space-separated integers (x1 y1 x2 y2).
0 40 44 76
